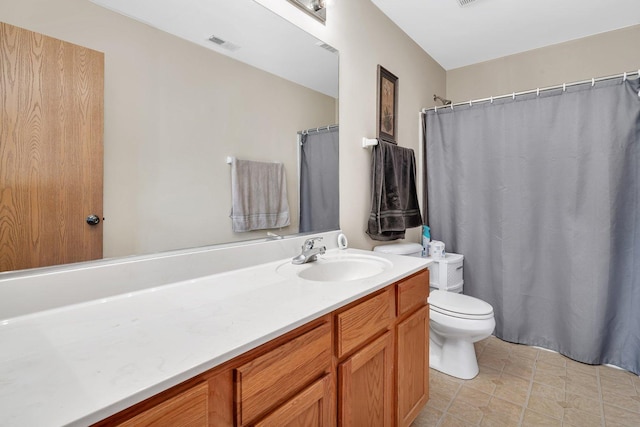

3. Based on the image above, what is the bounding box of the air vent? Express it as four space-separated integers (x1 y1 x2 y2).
315 41 338 54
208 35 240 52
457 0 478 6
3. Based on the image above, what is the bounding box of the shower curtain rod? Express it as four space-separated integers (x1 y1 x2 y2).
421 69 640 113
298 124 339 135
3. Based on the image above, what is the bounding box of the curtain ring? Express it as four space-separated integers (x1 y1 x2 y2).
512 92 515 100
591 78 595 87
469 100 472 107
563 83 566 92
434 105 438 113
490 96 493 104
536 88 540 96
623 72 627 82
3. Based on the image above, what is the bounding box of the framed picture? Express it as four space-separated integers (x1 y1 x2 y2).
377 65 398 144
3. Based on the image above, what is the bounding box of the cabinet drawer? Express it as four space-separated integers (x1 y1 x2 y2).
235 322 331 425
117 382 208 427
336 288 394 358
396 269 429 317
254 374 333 427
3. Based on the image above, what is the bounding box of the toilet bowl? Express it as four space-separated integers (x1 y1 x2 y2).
428 290 495 379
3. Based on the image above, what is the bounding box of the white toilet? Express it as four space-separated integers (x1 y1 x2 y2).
428 289 495 379
373 243 495 380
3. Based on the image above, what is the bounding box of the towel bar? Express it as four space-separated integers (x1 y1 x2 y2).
362 138 378 148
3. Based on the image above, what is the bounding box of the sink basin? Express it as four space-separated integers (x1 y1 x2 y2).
277 253 393 282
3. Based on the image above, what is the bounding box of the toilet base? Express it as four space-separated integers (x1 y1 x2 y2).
429 336 480 380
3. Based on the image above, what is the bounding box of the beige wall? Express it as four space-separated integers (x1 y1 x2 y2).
333 1 445 249
259 0 447 249
0 0 337 258
447 25 640 103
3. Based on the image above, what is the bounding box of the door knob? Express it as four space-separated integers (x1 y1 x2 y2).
86 214 101 225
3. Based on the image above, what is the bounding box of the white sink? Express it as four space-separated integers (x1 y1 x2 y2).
277 253 393 282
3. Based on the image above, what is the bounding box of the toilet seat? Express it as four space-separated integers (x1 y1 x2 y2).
429 290 494 320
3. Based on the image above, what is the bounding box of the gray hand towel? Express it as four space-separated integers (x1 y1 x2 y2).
230 159 290 232
366 141 423 241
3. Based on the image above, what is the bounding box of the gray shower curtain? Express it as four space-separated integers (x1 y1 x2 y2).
425 78 640 374
299 127 339 233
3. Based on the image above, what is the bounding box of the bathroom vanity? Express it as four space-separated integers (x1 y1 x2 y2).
0 232 431 427
95 268 429 427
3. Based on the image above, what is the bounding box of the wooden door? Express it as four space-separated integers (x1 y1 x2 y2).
0 22 104 272
397 305 430 427
338 332 394 427
254 375 334 427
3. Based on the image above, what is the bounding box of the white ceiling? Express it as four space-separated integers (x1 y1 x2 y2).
371 0 640 70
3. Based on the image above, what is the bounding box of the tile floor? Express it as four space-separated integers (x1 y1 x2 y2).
412 336 640 427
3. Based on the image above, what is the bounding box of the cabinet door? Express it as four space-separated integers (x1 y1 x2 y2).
254 375 334 427
397 305 430 427
338 332 393 427
116 382 208 427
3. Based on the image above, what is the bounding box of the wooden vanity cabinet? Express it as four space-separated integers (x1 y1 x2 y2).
334 269 430 427
335 288 395 426
338 332 394 426
93 269 430 427
234 321 332 425
115 381 209 427
253 374 334 427
395 270 430 427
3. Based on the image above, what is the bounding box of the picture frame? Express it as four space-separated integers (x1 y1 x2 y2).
377 65 398 144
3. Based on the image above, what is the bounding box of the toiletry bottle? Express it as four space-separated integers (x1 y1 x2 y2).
422 226 431 257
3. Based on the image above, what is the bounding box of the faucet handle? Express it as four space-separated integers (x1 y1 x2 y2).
303 236 323 250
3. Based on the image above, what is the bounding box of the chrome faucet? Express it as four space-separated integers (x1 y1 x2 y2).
292 237 326 264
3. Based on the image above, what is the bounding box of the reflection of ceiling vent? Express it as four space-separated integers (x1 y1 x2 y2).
315 41 338 54
457 0 477 6
208 35 240 51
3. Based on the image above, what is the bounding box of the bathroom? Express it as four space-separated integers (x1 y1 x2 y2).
1 0 639 425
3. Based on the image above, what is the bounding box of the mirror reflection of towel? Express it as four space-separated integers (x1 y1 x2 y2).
230 159 290 232
366 141 422 241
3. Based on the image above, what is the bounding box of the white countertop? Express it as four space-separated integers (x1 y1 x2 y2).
0 248 430 426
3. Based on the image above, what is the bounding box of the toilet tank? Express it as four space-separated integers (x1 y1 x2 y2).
373 243 424 257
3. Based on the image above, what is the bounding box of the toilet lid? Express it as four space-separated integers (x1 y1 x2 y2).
428 290 494 319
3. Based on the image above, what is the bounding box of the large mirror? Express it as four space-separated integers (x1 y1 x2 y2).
0 0 338 274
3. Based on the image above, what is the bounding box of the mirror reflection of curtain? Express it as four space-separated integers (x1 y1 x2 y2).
299 126 339 233
424 77 640 375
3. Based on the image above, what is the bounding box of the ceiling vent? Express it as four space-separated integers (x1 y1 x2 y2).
315 41 338 54
457 0 478 6
208 35 240 52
